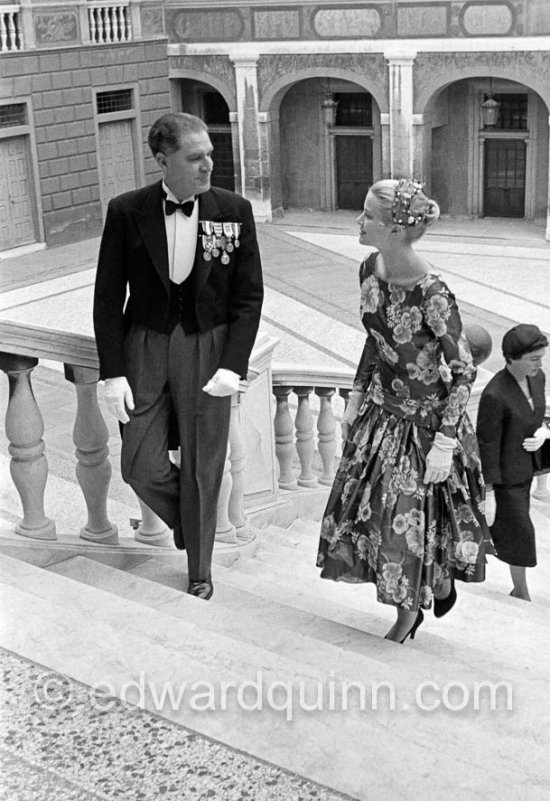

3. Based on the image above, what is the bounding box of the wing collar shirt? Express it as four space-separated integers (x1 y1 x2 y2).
162 180 198 284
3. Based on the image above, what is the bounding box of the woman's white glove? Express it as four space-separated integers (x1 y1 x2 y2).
341 389 364 441
202 368 240 397
523 426 549 452
484 489 496 527
104 376 134 423
423 432 457 484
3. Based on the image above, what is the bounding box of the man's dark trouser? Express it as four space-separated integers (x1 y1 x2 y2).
120 323 231 581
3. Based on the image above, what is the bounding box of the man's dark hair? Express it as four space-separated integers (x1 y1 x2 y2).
148 113 208 157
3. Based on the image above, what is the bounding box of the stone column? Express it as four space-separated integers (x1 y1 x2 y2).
0 353 56 540
546 116 550 241
379 113 391 178
385 52 417 178
231 55 272 221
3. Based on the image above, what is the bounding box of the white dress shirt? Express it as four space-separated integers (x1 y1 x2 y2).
162 181 198 284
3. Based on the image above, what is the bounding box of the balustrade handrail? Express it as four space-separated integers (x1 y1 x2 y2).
86 0 129 7
272 362 354 390
0 320 99 370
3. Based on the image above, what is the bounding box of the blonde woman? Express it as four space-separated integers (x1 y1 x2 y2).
317 178 491 643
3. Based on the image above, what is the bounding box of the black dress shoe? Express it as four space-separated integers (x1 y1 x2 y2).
173 525 185 551
187 578 213 600
434 578 456 618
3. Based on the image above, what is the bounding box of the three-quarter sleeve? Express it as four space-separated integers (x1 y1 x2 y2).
422 280 476 438
353 334 378 392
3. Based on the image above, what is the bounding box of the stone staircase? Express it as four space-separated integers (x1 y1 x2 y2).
1 506 550 800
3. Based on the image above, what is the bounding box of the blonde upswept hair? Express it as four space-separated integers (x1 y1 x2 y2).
367 178 440 242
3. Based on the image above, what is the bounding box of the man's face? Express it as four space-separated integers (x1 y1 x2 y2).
156 129 213 200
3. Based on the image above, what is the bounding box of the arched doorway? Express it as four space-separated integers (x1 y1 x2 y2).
426 78 548 220
278 78 382 211
177 79 235 192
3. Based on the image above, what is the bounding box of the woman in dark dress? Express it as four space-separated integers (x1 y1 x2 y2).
317 178 491 643
476 324 549 601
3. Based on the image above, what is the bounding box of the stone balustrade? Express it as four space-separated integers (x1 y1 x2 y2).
87 1 131 44
272 364 354 491
0 320 278 548
271 363 550 499
0 5 21 51
0 320 547 551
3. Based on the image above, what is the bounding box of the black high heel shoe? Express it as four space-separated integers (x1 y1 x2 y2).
434 578 456 618
385 609 424 643
399 609 424 643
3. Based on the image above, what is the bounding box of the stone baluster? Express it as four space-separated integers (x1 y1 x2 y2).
216 444 237 543
315 387 337 486
0 353 56 540
134 498 171 546
228 392 249 539
295 386 317 488
533 473 550 501
65 365 118 544
97 7 105 42
273 386 298 490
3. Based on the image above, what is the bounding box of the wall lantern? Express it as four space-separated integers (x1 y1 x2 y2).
320 79 338 126
481 79 500 127
321 94 338 127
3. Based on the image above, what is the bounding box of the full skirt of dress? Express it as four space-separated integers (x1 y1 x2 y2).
317 401 493 611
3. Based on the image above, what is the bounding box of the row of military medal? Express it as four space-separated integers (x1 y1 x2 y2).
200 221 242 264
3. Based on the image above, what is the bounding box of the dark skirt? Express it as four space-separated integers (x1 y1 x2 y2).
317 400 491 612
491 480 536 567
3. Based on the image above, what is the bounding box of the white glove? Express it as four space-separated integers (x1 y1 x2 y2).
202 368 240 397
341 389 364 441
103 376 134 423
484 489 496 527
423 432 457 484
522 426 549 452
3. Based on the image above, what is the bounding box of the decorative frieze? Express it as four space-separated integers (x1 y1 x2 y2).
312 6 382 39
252 9 301 40
168 8 244 42
396 4 449 37
459 1 515 36
35 12 78 45
140 6 164 37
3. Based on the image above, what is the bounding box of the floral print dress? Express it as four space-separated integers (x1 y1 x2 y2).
317 253 491 611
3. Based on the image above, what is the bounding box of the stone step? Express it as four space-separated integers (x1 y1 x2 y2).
42 553 549 761
257 517 550 610
3 553 545 799
228 555 550 673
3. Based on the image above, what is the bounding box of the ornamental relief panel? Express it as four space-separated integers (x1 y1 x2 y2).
257 53 389 111
140 6 164 37
35 12 78 44
414 51 550 111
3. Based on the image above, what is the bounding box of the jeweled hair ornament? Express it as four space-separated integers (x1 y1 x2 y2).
391 179 428 227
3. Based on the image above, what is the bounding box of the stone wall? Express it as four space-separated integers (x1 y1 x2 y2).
0 40 169 246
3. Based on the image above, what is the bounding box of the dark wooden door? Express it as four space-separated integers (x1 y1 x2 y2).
483 139 526 217
336 136 373 210
209 130 235 192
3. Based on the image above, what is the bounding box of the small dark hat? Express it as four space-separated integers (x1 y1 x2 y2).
502 324 548 360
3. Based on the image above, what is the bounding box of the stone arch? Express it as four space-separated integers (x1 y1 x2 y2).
169 69 236 112
260 67 387 116
414 54 550 116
